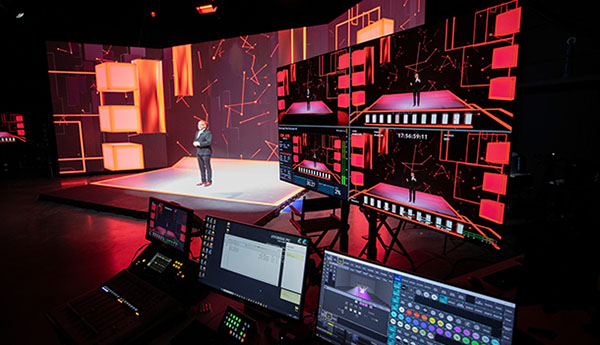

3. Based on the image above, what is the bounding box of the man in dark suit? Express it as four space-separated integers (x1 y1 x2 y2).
406 171 418 203
193 120 212 187
410 73 422 107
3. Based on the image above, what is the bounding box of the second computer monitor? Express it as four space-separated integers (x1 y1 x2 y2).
198 216 310 320
316 250 516 345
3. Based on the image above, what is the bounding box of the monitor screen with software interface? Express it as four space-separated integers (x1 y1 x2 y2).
197 216 309 320
316 250 516 345
146 197 193 253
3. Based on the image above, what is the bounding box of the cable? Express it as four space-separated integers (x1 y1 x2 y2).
130 242 150 263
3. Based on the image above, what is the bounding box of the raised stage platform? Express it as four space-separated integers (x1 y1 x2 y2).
39 157 306 226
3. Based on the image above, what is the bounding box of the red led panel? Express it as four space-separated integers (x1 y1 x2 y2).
479 199 505 224
489 76 516 101
278 99 286 110
334 162 341 172
495 7 521 37
278 86 286 97
293 155 299 163
485 141 511 165
351 171 364 186
334 139 342 149
338 93 350 108
352 91 366 106
338 53 350 70
352 71 366 87
334 152 342 161
482 172 508 195
338 74 350 89
351 153 364 168
492 45 519 69
352 49 365 66
16 115 23 122
351 133 364 148
277 70 287 83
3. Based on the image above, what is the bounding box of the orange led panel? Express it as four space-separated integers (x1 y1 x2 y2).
95 62 138 91
172 45 194 97
102 143 144 171
132 59 166 133
99 105 141 133
357 18 394 44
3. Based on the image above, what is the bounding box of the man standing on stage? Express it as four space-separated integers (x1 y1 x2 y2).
193 120 212 187
406 171 418 203
410 72 422 107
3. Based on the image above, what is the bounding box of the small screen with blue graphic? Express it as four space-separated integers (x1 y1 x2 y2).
316 251 516 345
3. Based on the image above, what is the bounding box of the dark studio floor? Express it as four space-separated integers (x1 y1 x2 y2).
1 175 598 345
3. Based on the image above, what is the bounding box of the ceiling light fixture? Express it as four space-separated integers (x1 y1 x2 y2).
16 12 24 18
196 4 217 14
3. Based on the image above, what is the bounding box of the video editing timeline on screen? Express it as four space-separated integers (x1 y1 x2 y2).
316 251 516 345
198 216 310 320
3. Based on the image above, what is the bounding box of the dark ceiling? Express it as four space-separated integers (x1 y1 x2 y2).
0 0 362 48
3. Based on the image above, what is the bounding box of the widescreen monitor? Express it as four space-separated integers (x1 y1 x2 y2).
316 250 516 345
197 216 310 320
146 197 193 254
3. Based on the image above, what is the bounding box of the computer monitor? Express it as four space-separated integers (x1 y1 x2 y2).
146 197 193 254
197 215 310 320
316 250 516 345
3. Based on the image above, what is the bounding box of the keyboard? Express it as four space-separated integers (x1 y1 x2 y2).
48 269 183 345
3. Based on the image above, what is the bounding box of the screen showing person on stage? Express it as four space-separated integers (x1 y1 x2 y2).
409 73 423 107
349 128 510 249
193 120 212 187
146 198 192 253
406 171 418 203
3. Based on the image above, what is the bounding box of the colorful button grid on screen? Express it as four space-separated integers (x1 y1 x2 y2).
395 305 498 345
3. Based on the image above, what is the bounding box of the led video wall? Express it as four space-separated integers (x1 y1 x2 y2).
278 0 521 248
47 0 425 175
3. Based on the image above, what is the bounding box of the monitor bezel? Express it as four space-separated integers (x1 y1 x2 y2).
198 215 311 321
145 196 194 255
316 249 518 344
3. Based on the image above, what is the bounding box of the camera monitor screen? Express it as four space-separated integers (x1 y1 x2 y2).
146 197 193 253
198 216 310 320
316 250 516 345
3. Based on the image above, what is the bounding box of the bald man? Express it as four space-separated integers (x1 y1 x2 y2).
193 120 213 187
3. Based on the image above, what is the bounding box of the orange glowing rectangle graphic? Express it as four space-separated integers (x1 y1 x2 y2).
172 44 194 97
482 172 508 195
99 105 141 133
95 62 138 91
492 44 519 69
102 143 144 171
357 18 394 44
132 59 166 133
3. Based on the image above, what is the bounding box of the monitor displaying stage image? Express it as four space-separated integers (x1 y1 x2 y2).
146 197 193 253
